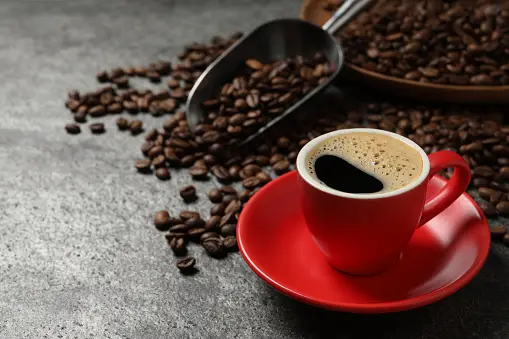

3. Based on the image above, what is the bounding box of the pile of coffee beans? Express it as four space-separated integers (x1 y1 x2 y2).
65 31 509 275
336 0 509 86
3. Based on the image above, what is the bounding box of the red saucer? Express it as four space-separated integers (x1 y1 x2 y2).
237 171 490 314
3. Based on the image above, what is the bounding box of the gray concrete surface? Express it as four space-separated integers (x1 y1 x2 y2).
1 0 509 338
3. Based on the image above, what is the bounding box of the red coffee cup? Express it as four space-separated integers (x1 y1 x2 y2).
296 128 471 275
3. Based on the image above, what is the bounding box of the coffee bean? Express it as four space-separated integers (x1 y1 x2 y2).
135 159 152 173
228 165 242 181
176 257 196 274
205 216 221 230
500 167 509 181
256 171 272 184
130 120 144 135
497 201 509 216
189 166 209 180
200 232 220 243
245 59 264 70
185 218 205 229
220 212 236 227
478 187 497 201
171 237 187 256
180 211 200 220
155 168 171 180
480 201 498 218
210 203 226 217
220 186 237 196
180 185 197 203
272 160 290 174
65 124 81 135
96 71 109 83
473 178 490 187
116 117 129 131
207 188 223 203
152 155 166 168
202 237 225 258
89 123 105 134
188 228 206 239
473 166 495 178
211 165 231 183
169 224 188 233
242 177 261 189
225 200 242 215
88 105 106 118
154 210 172 231
223 236 238 251
491 191 504 204
220 224 237 237
270 154 285 165
239 189 251 203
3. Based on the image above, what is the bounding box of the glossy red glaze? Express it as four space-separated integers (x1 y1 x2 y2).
237 171 490 314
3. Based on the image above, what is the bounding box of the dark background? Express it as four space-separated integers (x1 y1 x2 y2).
0 0 509 338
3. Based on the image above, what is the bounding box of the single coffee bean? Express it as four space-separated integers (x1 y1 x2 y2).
472 178 490 187
89 123 105 134
225 200 242 215
473 166 495 178
180 185 198 203
179 210 200 220
189 166 209 180
223 236 238 251
135 159 152 173
171 238 187 256
238 189 251 203
116 117 129 130
500 167 509 181
242 177 261 189
270 154 285 165
223 194 237 204
205 216 221 230
490 226 506 239
185 217 206 229
176 257 196 274
188 228 206 239
154 210 171 231
202 237 225 258
200 232 220 243
169 224 188 233
65 124 81 135
229 165 242 181
208 188 223 203
496 201 509 216
491 191 504 204
256 171 272 184
96 71 109 82
220 212 236 227
478 187 497 201
272 160 290 174
220 224 237 237
211 165 231 183
165 232 186 244
220 186 237 196
130 120 144 135
155 168 171 180
152 155 166 168
210 203 226 217
480 201 498 218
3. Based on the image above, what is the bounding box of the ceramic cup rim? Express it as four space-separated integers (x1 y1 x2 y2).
296 128 431 200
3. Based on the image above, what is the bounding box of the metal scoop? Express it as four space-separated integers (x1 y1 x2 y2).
186 0 373 147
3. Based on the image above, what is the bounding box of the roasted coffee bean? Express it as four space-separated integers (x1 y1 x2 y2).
478 187 497 201
185 217 206 229
89 123 105 134
220 212 236 226
130 120 144 135
220 224 237 237
480 201 498 218
491 226 507 239
148 146 163 158
238 189 252 203
96 71 109 83
223 194 237 204
165 232 186 244
208 188 223 203
180 155 195 167
179 210 200 220
154 210 172 231
171 238 187 256
202 237 225 258
169 224 188 233
270 154 285 165
228 166 242 181
272 160 290 174
491 191 504 204
472 178 490 188
155 168 171 180
152 155 166 168
135 159 152 173
242 177 261 189
223 236 238 251
189 166 209 180
188 228 206 239
180 185 197 203
211 165 231 183
205 216 221 230
220 186 237 196
473 166 495 178
116 117 129 130
210 203 226 216
225 200 242 215
200 232 220 243
176 257 196 274
65 124 81 135
256 171 271 184
500 167 509 181
497 201 509 216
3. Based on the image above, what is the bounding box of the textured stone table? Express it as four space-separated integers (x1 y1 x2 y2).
1 0 509 338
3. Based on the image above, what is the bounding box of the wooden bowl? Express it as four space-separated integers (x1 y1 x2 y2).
300 0 509 104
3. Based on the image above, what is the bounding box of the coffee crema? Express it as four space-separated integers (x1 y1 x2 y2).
306 132 423 194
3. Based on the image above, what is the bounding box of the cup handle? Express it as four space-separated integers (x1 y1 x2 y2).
418 150 472 227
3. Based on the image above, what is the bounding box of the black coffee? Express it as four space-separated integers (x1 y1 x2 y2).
306 132 423 194
314 155 384 193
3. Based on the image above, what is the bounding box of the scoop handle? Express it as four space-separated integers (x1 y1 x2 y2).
322 0 374 34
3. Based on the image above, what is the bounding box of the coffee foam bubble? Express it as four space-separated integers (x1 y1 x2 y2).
306 132 423 193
